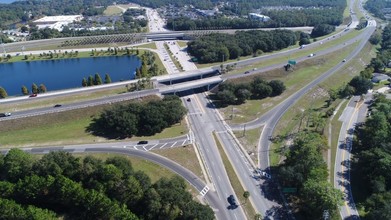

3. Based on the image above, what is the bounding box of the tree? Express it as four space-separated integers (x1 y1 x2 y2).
21 86 29 95
235 88 251 104
0 87 8 98
243 191 250 204
2 149 33 182
94 73 103 85
31 83 39 94
82 78 87 87
217 90 236 105
269 80 286 96
104 74 112 84
349 76 373 95
311 24 335 38
252 82 272 98
39 84 47 93
87 75 94 86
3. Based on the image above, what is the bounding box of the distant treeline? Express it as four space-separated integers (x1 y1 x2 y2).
187 30 298 63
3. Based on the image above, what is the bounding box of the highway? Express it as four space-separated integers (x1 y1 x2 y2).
0 0 376 218
192 92 288 219
184 94 247 220
0 145 229 220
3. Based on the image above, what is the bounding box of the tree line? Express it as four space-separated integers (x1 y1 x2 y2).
166 7 342 31
187 30 298 64
82 73 111 87
352 94 391 219
87 95 187 138
0 149 214 219
0 83 47 99
215 77 286 105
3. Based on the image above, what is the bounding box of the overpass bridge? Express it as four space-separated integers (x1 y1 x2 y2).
159 76 223 95
157 68 219 85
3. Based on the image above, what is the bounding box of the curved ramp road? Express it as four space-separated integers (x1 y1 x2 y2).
0 146 230 220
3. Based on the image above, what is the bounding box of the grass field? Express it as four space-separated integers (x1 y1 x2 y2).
152 146 205 181
103 6 123 15
219 43 357 124
213 132 258 219
0 97 188 148
233 128 262 164
176 41 189 48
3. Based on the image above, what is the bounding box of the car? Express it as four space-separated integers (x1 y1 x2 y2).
138 141 148 145
54 104 62 108
262 171 272 179
244 71 250 74
342 59 346 62
227 195 237 206
0 112 11 117
187 98 191 102
29 94 37 97
308 53 314 57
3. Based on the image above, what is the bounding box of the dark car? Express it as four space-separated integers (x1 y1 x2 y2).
29 94 37 97
228 195 237 206
244 71 250 74
187 98 191 102
54 104 62 108
0 112 11 117
138 141 148 145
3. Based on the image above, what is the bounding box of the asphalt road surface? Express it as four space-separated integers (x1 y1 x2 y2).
184 94 247 220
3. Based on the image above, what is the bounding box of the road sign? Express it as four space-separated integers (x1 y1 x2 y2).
288 60 297 65
282 187 297 193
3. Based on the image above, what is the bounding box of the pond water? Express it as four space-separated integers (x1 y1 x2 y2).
0 55 140 96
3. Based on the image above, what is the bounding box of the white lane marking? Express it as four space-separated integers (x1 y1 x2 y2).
143 146 148 151
170 142 177 148
181 139 187 146
218 175 221 181
134 146 138 150
200 186 210 196
234 213 238 220
159 143 168 149
149 143 158 151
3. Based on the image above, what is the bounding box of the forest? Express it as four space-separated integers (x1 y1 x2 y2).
278 131 343 219
0 149 214 219
364 0 391 19
187 30 298 63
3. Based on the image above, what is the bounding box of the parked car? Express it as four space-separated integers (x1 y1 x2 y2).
54 104 62 108
138 141 148 145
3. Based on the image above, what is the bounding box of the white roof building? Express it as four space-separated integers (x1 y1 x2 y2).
248 13 270 22
33 15 83 31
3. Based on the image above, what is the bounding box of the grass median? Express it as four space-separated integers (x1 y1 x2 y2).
219 42 357 124
213 132 258 219
0 96 188 148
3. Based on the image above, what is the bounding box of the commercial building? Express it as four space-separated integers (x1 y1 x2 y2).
248 13 270 22
33 15 83 31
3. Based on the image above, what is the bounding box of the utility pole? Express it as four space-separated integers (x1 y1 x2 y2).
243 124 246 136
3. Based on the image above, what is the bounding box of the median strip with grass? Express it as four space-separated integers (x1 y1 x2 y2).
0 97 188 148
219 43 357 124
213 132 258 219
